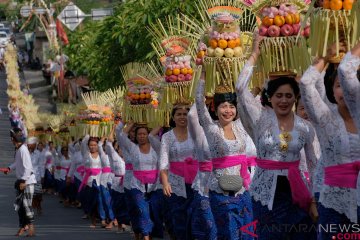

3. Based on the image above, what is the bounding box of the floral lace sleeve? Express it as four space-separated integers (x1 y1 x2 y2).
188 104 205 150
300 66 332 126
236 61 263 135
118 132 137 161
148 135 161 156
195 80 215 129
81 135 90 159
338 52 360 127
303 122 318 194
159 132 171 170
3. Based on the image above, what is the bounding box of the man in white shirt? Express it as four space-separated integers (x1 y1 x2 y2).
27 137 43 215
4 128 36 236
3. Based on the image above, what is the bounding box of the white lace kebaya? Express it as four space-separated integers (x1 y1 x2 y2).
338 52 360 136
159 129 195 198
237 62 317 211
105 142 125 193
300 64 360 223
117 131 161 193
188 104 212 197
115 123 134 190
196 80 257 197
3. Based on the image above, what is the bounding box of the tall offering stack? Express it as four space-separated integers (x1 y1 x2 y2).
309 0 359 62
250 0 311 76
148 16 200 106
121 62 165 127
76 91 114 137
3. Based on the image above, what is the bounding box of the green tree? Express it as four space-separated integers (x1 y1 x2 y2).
63 0 200 91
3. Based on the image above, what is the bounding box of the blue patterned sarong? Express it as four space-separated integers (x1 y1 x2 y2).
126 188 164 237
163 184 194 240
111 190 130 225
44 169 54 189
210 190 254 240
318 203 360 240
190 191 217 240
99 185 115 221
252 176 316 240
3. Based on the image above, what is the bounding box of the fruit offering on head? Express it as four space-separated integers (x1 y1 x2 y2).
259 4 303 37
127 80 153 105
204 12 243 58
164 54 193 83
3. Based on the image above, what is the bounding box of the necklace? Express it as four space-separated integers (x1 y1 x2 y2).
279 127 292 152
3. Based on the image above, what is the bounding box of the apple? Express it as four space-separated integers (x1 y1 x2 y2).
224 48 235 58
280 24 294 36
169 75 178 82
268 25 281 37
214 47 225 57
259 25 269 36
292 23 301 34
233 47 243 57
207 47 215 57
178 74 185 82
185 74 193 81
304 26 310 37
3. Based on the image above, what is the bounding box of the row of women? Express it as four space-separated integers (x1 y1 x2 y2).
33 35 360 240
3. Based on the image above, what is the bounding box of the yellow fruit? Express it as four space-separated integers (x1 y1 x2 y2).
173 68 180 75
218 39 228 49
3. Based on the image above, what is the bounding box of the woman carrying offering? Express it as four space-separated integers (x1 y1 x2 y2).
300 41 360 238
159 105 196 240
196 71 256 240
237 31 318 239
117 122 163 240
79 135 103 228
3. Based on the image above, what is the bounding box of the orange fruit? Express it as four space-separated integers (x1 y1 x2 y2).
127 92 132 96
165 68 173 76
218 39 228 49
330 0 343 10
227 40 237 49
323 0 331 8
209 39 218 49
187 68 193 74
173 68 180 75
197 51 205 58
235 38 241 47
180 68 188 74
139 93 146 99
262 16 274 27
343 0 354 10
133 94 140 100
145 93 151 99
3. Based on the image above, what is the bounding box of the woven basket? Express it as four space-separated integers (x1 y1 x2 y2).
309 8 353 58
259 35 311 75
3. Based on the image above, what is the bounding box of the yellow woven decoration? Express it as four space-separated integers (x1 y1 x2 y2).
259 36 311 75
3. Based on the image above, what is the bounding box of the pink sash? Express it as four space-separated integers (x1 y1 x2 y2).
133 170 159 184
324 161 360 189
78 168 102 192
60 166 70 175
212 155 256 189
76 166 85 176
199 161 213 172
115 174 124 186
102 167 112 173
256 158 312 211
125 164 133 170
170 157 198 184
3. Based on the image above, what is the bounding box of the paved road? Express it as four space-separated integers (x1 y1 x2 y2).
0 70 134 239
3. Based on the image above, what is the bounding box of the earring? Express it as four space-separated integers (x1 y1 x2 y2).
268 98 271 102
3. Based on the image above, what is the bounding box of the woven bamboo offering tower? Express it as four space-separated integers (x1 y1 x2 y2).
250 0 311 76
148 16 199 105
121 62 165 127
308 0 359 62
76 91 114 137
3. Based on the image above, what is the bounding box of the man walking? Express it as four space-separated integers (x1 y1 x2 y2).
4 128 36 236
